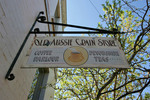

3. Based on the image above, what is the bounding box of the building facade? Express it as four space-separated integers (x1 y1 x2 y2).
0 0 66 100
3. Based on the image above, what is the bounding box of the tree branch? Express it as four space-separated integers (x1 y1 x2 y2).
96 69 122 100
100 77 150 95
116 79 150 100
129 39 150 63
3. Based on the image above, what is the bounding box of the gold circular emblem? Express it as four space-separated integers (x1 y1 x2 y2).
64 46 88 66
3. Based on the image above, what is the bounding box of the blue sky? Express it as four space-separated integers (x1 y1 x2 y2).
64 0 105 36
63 0 147 36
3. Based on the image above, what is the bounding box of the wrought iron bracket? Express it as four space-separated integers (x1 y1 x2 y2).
30 15 124 34
5 11 44 81
5 11 124 81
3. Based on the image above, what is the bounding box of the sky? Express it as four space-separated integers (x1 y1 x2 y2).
63 0 147 36
64 0 105 36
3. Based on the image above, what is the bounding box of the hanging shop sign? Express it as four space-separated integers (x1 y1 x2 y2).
23 36 130 68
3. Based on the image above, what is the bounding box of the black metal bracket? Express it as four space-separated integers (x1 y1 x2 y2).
5 11 44 81
5 11 124 81
30 15 124 34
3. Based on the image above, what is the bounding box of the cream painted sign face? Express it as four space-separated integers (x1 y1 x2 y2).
23 37 130 68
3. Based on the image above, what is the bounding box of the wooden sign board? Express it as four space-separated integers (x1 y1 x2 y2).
22 37 130 68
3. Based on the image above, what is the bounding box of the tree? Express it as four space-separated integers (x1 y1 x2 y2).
144 92 150 100
26 0 150 99
53 0 150 99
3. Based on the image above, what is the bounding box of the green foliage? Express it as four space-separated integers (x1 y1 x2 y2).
144 92 150 100
54 0 150 99
27 0 150 99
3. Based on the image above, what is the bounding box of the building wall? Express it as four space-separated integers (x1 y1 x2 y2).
0 0 62 100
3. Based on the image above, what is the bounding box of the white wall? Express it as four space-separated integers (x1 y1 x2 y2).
0 0 60 100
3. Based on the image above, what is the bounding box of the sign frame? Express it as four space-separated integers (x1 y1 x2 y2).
22 36 130 69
